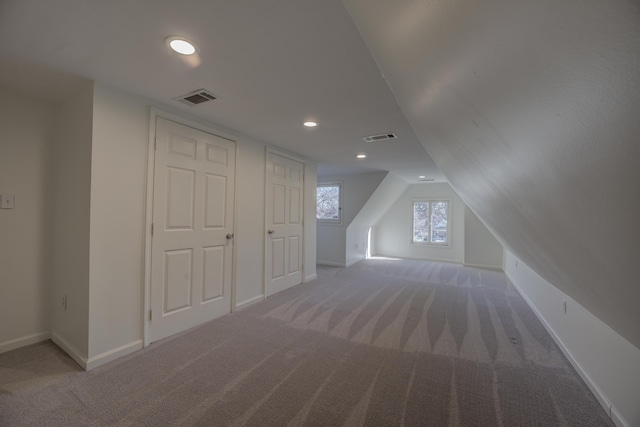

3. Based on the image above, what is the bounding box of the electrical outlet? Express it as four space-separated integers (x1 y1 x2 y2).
355 243 358 249
61 293 67 310
1 194 15 209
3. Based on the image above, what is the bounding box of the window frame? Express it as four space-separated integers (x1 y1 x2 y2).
316 182 342 225
411 199 451 246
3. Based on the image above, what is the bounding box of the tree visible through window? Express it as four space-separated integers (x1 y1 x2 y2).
317 184 341 223
412 200 449 244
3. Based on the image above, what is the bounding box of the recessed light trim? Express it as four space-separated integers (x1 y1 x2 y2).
166 36 197 55
303 121 317 127
356 154 367 159
418 175 426 179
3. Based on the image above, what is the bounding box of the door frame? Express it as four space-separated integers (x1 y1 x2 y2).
264 147 306 297
143 108 239 347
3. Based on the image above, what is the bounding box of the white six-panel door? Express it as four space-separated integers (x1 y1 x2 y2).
150 118 235 343
265 151 304 297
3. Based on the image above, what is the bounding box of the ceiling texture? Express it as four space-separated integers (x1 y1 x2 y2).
1 0 639 351
344 0 640 350
0 0 444 183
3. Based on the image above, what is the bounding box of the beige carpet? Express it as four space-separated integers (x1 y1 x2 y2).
0 259 613 426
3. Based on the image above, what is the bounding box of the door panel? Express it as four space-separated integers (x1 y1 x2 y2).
163 249 192 313
150 117 235 343
288 236 300 274
166 167 195 229
265 152 304 296
202 246 225 301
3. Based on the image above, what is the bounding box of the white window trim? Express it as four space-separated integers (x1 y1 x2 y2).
411 198 451 247
317 182 342 225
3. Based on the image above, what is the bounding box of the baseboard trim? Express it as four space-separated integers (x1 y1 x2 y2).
0 331 51 354
51 331 88 370
316 260 346 267
304 273 318 282
345 259 362 267
235 294 265 311
374 254 463 265
506 271 629 427
463 262 503 271
86 340 143 371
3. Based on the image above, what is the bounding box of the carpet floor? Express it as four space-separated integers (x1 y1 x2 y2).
0 258 613 426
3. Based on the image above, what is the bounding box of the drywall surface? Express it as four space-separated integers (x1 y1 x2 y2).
303 161 318 280
505 251 640 427
375 183 464 263
344 0 640 348
0 88 53 351
317 172 386 266
86 84 318 361
88 84 148 360
234 139 267 307
346 172 408 265
464 206 503 269
317 224 346 266
51 82 93 360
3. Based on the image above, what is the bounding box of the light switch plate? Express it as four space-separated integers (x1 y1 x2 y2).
1 194 15 209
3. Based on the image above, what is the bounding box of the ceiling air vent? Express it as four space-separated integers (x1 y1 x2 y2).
362 133 397 143
174 89 217 106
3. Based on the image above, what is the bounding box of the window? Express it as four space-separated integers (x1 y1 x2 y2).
317 183 341 223
412 200 450 245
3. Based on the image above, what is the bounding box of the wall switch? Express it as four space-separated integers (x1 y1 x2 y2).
1 194 15 209
563 299 567 314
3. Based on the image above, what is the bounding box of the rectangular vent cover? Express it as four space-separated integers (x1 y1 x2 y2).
362 133 397 142
174 89 217 106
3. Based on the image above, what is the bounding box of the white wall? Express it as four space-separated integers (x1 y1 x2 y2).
345 172 409 266
317 172 386 266
345 0 640 351
303 162 317 281
234 139 268 308
51 82 94 362
0 88 54 352
464 206 503 269
375 183 465 263
83 84 317 366
505 251 640 427
87 84 148 363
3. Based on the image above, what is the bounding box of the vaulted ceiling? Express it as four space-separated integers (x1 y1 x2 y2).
0 0 638 349
344 0 640 349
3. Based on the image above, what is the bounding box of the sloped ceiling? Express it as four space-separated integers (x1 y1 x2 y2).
343 0 640 349
0 0 445 184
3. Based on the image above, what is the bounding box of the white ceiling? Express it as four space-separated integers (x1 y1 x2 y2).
344 0 640 350
0 0 444 183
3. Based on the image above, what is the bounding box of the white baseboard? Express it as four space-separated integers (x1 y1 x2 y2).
316 260 346 267
463 262 503 271
235 294 265 311
0 331 51 354
506 269 632 427
345 259 362 267
51 331 88 370
85 340 143 370
304 273 318 282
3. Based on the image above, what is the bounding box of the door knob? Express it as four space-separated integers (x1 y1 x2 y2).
268 230 274 235
226 233 234 240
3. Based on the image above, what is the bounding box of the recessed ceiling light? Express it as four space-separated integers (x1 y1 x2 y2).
418 175 426 179
303 121 317 127
356 154 367 159
166 36 197 55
